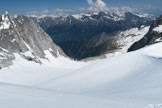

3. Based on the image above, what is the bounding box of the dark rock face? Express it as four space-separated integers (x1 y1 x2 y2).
32 12 153 60
59 33 118 60
128 15 162 52
0 12 65 68
14 15 65 58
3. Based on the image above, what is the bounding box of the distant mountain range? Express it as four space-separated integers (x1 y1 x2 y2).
31 11 154 60
0 10 160 68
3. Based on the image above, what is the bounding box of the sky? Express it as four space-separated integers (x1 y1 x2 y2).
0 0 162 15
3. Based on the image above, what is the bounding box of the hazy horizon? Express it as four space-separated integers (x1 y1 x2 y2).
0 0 162 15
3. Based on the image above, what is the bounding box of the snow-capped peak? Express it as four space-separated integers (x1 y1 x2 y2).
28 10 154 22
72 14 83 20
0 11 11 30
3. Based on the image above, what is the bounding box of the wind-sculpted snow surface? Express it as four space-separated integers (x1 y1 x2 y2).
0 42 162 108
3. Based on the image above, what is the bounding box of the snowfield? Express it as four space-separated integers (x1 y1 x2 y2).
0 42 162 108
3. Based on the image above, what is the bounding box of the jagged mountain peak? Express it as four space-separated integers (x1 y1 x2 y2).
29 11 154 22
0 12 66 68
0 11 11 30
1 11 9 19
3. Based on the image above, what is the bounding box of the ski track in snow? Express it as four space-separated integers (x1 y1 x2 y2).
0 42 162 108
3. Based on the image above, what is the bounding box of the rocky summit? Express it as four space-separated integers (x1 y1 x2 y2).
0 12 65 68
128 15 162 52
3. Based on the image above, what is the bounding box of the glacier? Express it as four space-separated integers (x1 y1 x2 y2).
0 42 162 108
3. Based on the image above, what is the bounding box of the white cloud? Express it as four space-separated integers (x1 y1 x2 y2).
87 0 108 12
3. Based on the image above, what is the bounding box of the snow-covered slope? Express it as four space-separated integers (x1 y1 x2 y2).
37 43 162 92
0 53 89 85
0 41 162 108
129 15 162 52
106 26 150 57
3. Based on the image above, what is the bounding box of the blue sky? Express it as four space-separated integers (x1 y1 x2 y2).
0 0 162 14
